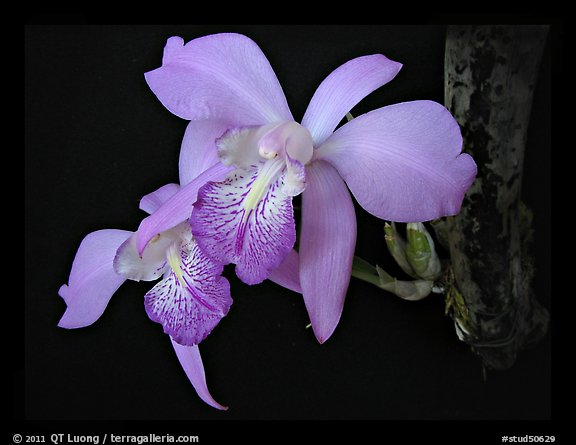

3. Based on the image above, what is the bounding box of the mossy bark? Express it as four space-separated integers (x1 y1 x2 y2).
444 25 549 370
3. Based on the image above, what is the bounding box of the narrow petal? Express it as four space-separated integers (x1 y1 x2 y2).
302 54 402 146
191 163 296 285
58 229 132 328
145 34 293 126
267 249 302 294
136 162 233 256
179 119 233 186
171 340 228 410
317 100 477 222
144 237 232 346
139 183 180 215
300 161 356 343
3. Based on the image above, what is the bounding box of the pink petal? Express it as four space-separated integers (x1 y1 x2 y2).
139 183 180 215
299 161 357 343
301 54 402 146
171 339 228 410
145 34 293 126
136 162 233 256
267 249 302 294
145 237 231 346
317 100 477 222
190 164 296 285
58 229 132 328
179 119 233 186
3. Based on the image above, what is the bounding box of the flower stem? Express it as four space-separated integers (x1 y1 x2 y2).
352 256 434 301
351 256 381 288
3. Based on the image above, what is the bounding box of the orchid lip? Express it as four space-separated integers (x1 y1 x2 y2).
166 242 187 287
143 224 232 346
191 121 311 285
222 121 313 218
241 157 284 218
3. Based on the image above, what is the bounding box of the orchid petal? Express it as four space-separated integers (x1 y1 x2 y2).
179 119 233 186
145 237 232 346
136 162 233 256
58 229 132 328
139 183 180 215
317 100 477 222
267 249 302 294
171 339 228 410
145 34 292 126
300 161 356 344
302 54 402 146
191 163 296 285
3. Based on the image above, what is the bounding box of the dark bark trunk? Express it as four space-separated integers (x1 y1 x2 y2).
443 25 549 370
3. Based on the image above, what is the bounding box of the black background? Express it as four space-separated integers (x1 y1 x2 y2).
24 23 552 439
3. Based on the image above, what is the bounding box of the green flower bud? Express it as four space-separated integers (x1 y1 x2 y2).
384 222 417 277
406 222 442 281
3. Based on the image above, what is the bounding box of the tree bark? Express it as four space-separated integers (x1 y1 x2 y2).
443 25 549 370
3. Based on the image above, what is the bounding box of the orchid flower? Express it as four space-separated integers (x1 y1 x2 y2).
58 138 301 409
58 183 230 409
140 33 477 344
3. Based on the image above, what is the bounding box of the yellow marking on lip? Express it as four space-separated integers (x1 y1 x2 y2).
241 158 284 222
167 243 186 288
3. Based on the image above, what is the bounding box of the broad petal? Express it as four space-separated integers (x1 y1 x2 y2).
179 119 233 186
191 165 296 285
145 34 293 126
58 229 132 329
171 340 228 410
136 162 233 256
317 100 477 222
139 183 180 215
267 249 302 294
302 54 402 146
300 161 356 343
144 238 232 346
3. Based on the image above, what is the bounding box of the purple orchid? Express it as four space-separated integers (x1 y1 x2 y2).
139 33 477 344
58 137 301 409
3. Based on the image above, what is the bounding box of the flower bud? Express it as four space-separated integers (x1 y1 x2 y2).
384 222 416 277
406 222 442 281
